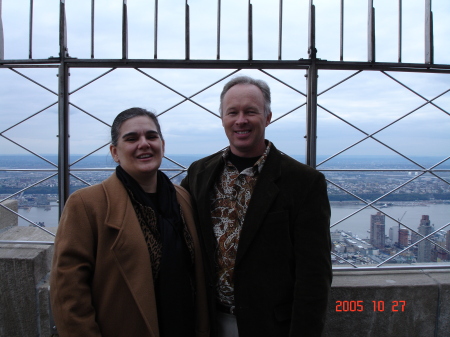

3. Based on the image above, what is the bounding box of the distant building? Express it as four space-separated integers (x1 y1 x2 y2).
389 225 399 244
417 215 433 262
447 230 450 251
399 229 409 248
371 212 385 249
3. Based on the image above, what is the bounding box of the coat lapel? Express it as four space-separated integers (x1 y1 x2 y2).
102 174 159 337
235 146 282 266
195 154 224 269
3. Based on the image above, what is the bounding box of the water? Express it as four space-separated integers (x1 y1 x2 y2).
330 202 450 239
18 200 450 239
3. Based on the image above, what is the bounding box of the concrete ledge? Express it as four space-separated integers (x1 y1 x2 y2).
1 226 449 336
0 200 18 230
324 269 450 337
0 227 55 337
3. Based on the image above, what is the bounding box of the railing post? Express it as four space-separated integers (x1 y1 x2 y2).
368 0 375 62
0 0 4 60
306 0 317 168
425 0 433 64
58 0 70 217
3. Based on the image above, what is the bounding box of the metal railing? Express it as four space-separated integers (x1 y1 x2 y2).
0 0 449 269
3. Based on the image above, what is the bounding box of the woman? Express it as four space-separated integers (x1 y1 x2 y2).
50 108 209 337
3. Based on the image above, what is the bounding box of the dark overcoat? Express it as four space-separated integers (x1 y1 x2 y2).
50 173 209 337
181 143 332 337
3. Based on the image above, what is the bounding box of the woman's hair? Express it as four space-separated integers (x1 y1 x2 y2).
111 107 163 146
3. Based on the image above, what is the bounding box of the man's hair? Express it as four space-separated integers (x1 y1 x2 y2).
111 107 163 146
219 75 271 117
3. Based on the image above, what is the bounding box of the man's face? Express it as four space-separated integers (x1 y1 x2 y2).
221 84 272 158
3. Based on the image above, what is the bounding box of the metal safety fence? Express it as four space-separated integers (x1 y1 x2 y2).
0 0 449 270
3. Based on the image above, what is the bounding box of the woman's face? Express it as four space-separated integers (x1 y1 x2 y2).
110 116 165 185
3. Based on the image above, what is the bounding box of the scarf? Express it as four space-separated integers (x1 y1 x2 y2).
115 166 194 279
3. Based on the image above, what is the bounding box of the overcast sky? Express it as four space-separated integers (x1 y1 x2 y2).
1 0 449 166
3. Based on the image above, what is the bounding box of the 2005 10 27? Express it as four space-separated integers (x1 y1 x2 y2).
335 300 406 312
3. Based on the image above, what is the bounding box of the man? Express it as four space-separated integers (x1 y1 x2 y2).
181 76 332 337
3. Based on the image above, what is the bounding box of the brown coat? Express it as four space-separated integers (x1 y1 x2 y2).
50 173 209 337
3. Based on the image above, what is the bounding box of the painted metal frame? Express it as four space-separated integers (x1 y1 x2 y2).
0 0 449 270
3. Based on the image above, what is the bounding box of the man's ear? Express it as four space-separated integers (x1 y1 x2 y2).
265 111 272 126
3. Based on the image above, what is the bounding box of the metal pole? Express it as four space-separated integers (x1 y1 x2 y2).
29 0 34 59
306 0 317 168
398 0 402 62
425 0 433 64
154 0 158 59
185 0 190 60
122 0 128 59
0 0 4 60
58 0 70 217
217 0 221 60
278 0 283 60
91 0 95 58
368 0 375 62
248 0 253 61
340 0 344 61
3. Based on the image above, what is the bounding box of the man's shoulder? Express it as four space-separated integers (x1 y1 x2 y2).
269 145 322 177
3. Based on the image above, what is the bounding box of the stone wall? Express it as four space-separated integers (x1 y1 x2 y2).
1 226 449 336
0 200 18 230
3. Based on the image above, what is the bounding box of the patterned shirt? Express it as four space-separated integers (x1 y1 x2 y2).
210 142 271 306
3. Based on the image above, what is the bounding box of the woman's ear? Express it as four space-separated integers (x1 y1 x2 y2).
110 144 119 163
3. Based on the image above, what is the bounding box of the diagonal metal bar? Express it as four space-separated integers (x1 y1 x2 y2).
69 68 116 95
316 103 428 169
0 101 58 134
327 171 426 227
69 172 92 187
164 156 187 170
259 69 307 97
156 69 240 116
69 103 111 127
382 71 450 117
270 103 306 124
0 173 58 203
317 70 362 96
331 251 359 268
0 203 56 236
316 84 449 169
9 68 58 95
135 68 241 118
378 222 450 267
0 134 58 167
327 156 449 226
70 142 111 166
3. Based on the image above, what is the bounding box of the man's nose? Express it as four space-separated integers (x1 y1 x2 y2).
235 112 248 124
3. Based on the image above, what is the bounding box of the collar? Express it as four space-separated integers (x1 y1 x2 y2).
221 140 272 174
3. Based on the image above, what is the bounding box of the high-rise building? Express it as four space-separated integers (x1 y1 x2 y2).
370 212 385 249
399 229 409 248
417 215 433 263
447 230 450 251
389 225 399 243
